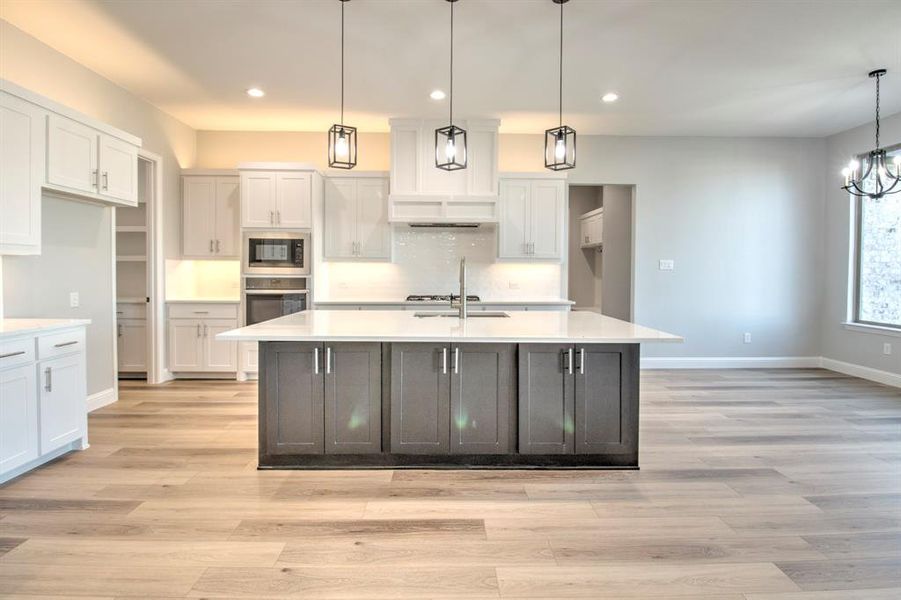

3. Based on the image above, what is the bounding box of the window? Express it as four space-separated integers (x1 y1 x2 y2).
853 144 901 329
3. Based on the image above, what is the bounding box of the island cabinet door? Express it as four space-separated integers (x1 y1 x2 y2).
450 343 516 454
323 343 381 454
261 342 324 455
574 344 639 455
518 343 575 454
389 343 450 454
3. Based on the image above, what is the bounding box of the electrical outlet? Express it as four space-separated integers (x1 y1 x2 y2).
884 343 893 356
659 259 674 271
743 332 752 344
69 292 79 308
508 281 520 290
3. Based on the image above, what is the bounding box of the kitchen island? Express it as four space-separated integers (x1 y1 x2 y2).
219 310 681 469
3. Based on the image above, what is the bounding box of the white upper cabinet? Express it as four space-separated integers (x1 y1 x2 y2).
0 79 141 253
182 173 239 258
239 165 313 229
388 118 499 224
324 175 390 260
0 91 44 255
498 176 565 260
579 207 603 248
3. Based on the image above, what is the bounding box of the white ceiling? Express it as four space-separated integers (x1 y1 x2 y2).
3 0 901 137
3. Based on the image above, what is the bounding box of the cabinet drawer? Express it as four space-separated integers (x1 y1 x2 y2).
37 328 85 360
116 303 146 319
0 336 36 369
168 303 238 319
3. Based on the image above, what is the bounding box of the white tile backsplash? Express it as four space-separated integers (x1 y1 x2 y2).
316 227 564 301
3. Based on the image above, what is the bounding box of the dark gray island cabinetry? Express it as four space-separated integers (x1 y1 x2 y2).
258 340 638 468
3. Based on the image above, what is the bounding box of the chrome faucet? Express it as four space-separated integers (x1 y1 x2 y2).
451 257 467 319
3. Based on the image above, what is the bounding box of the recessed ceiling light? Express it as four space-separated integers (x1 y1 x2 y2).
601 92 619 103
430 89 446 100
246 87 265 98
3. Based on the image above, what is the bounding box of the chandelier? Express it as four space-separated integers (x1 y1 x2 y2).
841 69 900 199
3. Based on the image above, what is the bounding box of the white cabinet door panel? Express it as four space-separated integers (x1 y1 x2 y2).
98 134 138 204
241 171 276 228
0 92 44 253
240 342 259 373
168 320 204 371
530 180 563 259
0 364 39 473
357 179 391 259
324 179 357 259
46 114 97 194
182 177 216 257
39 354 85 453
499 179 530 258
215 177 240 257
203 319 238 372
276 172 312 228
117 320 146 372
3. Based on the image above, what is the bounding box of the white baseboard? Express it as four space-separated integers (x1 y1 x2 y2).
87 387 117 412
641 356 821 369
640 355 899 389
820 357 901 388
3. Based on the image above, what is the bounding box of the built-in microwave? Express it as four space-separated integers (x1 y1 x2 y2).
243 231 310 276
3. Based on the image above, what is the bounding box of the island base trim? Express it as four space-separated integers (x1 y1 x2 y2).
257 452 638 469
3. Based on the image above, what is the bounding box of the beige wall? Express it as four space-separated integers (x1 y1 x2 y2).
1 21 196 394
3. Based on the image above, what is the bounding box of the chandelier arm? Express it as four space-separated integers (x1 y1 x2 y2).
846 180 870 197
880 177 901 195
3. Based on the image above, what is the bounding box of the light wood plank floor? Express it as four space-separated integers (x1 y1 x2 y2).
1 369 899 598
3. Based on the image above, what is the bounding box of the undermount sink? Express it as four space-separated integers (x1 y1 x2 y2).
413 311 510 318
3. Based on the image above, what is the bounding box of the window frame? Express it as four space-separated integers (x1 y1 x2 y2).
850 142 901 330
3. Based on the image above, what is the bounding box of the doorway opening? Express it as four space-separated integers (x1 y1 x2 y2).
567 184 634 321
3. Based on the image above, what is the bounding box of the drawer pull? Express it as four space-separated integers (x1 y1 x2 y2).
193 311 210 314
0 350 26 359
54 340 79 348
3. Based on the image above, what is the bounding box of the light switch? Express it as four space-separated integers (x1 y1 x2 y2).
659 259 674 271
743 333 752 344
69 292 79 308
884 343 893 356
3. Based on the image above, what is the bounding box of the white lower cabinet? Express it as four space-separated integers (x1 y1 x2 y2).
1 325 88 484
0 364 39 473
117 319 147 372
240 341 259 376
39 353 85 453
168 303 238 375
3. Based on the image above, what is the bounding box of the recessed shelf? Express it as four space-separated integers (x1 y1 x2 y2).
116 255 147 262
116 226 147 233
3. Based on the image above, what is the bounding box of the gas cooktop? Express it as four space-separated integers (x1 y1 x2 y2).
405 294 481 302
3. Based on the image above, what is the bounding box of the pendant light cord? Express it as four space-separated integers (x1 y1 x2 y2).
558 0 563 128
340 0 345 126
449 0 454 127
875 72 880 149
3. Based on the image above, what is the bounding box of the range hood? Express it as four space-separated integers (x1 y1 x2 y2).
388 118 500 225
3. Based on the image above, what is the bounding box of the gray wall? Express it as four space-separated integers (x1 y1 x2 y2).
3 197 114 394
567 186 602 308
821 111 901 375
600 185 633 321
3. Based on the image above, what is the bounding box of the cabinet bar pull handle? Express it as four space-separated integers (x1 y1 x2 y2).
565 348 573 374
326 347 332 374
0 350 26 359
196 324 201 338
313 347 320 374
269 210 274 224
454 347 460 374
92 170 98 188
102 171 109 190
441 347 448 374
117 324 123 338
579 348 585 374
216 239 221 253
209 239 214 252
54 340 78 348
193 311 209 314
203 324 208 338
45 367 52 392
276 210 281 224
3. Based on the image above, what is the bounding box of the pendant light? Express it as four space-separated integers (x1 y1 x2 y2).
328 0 357 169
841 69 900 199
545 0 575 170
435 0 467 170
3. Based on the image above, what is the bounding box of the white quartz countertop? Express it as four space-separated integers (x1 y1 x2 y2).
314 299 576 306
1 318 91 338
218 310 681 344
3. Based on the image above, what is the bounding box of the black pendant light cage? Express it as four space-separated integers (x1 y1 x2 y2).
545 0 575 170
329 0 357 169
436 0 467 170
842 69 900 198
